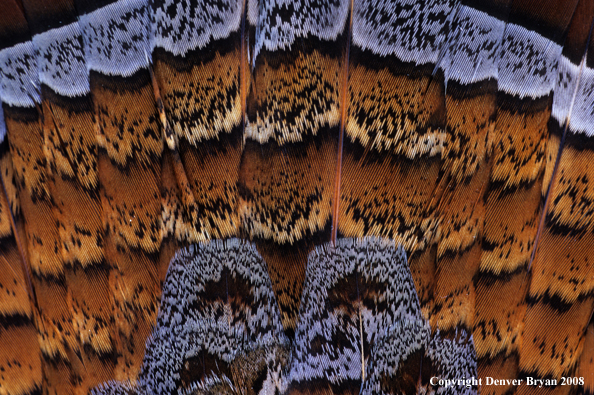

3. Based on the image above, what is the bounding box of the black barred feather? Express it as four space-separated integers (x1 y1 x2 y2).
1 0 594 394
287 238 477 395
91 238 476 395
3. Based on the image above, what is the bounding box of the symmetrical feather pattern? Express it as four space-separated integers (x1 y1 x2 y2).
135 240 289 395
287 238 476 395
0 0 594 394
91 238 475 395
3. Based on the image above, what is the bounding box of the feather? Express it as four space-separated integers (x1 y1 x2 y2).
517 0 594 390
0 135 41 395
92 239 289 395
0 8 40 392
287 238 476 395
151 0 244 244
0 1 86 392
238 0 349 331
1 0 594 394
76 0 169 388
21 0 120 391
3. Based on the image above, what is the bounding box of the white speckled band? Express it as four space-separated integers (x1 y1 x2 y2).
152 0 243 57
79 0 151 77
0 41 40 107
33 22 90 97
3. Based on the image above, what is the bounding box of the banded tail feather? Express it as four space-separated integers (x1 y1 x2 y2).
0 0 593 394
92 238 476 395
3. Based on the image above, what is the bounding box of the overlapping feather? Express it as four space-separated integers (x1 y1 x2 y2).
0 0 593 394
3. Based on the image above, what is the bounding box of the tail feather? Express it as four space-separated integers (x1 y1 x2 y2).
24 0 121 389
1 0 594 394
339 0 456 328
75 0 165 387
430 1 503 334
471 1 581 392
238 0 350 331
150 0 245 245
518 0 594 387
0 1 88 392
0 129 41 395
577 320 594 395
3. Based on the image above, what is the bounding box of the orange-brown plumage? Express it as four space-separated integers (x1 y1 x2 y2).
1 0 594 394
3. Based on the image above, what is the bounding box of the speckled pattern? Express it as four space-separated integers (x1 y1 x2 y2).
1 0 594 394
91 238 476 394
